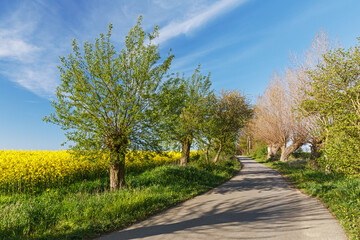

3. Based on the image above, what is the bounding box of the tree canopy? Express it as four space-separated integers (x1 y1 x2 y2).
157 66 214 166
45 16 174 190
301 39 360 175
211 90 252 162
45 15 254 190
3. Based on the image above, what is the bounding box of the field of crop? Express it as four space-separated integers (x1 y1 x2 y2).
0 150 239 240
0 150 197 193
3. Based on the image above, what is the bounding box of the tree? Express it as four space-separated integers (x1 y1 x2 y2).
197 96 217 163
158 66 214 166
237 125 254 155
279 68 310 162
301 39 360 175
252 70 310 162
252 31 335 162
212 90 252 162
44 16 174 190
251 73 289 160
291 31 334 161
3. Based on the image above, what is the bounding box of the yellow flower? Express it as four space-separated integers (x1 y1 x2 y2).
0 149 187 192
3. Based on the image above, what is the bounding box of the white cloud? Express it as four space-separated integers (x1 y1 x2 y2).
0 35 40 62
0 62 59 98
0 0 249 98
0 13 41 62
155 0 248 44
13 67 59 98
0 2 59 98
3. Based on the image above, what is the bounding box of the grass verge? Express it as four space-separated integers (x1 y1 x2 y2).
0 158 240 240
250 155 360 240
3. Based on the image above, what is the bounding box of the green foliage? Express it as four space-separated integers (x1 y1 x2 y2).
236 136 248 154
156 66 215 165
45 16 173 155
213 90 252 142
301 39 360 176
44 15 174 189
258 159 360 240
0 159 240 240
291 149 311 159
203 90 253 162
250 143 312 162
317 131 360 176
248 142 268 161
158 66 214 147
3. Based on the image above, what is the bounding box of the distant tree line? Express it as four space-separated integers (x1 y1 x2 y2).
45 16 252 190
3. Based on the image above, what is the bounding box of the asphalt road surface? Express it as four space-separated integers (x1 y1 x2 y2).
97 156 347 240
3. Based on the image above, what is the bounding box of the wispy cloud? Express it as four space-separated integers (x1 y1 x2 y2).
155 0 248 44
0 32 39 62
0 2 59 97
0 9 41 64
12 66 59 97
0 0 249 98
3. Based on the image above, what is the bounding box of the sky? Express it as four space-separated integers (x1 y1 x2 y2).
1 0 360 150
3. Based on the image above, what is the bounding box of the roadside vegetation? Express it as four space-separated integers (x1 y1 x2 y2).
244 30 360 177
0 153 240 240
44 15 251 190
1 15 250 240
238 30 360 240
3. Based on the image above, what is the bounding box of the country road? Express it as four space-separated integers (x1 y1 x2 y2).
97 156 347 240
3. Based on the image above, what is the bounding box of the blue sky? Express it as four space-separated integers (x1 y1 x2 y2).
1 0 360 150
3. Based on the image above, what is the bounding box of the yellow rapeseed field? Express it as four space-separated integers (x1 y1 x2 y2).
0 150 196 192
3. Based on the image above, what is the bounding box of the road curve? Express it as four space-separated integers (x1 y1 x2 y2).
97 156 347 240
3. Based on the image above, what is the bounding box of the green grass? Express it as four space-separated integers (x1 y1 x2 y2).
0 157 240 240
250 155 360 240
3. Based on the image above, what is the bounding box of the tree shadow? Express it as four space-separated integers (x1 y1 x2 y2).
98 194 330 239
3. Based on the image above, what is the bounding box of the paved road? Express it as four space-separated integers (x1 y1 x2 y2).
98 156 347 240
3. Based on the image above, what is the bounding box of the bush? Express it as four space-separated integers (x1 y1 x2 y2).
321 130 360 177
291 149 310 159
250 143 268 160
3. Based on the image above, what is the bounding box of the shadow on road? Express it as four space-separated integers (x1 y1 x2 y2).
99 157 332 240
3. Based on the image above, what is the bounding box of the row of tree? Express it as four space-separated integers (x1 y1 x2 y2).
45 16 252 190
248 30 360 176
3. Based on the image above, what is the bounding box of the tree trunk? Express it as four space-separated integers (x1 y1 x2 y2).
280 142 303 162
109 150 126 191
267 144 280 160
310 139 322 160
246 136 251 155
213 142 223 163
180 137 191 166
205 144 210 164
308 139 322 169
